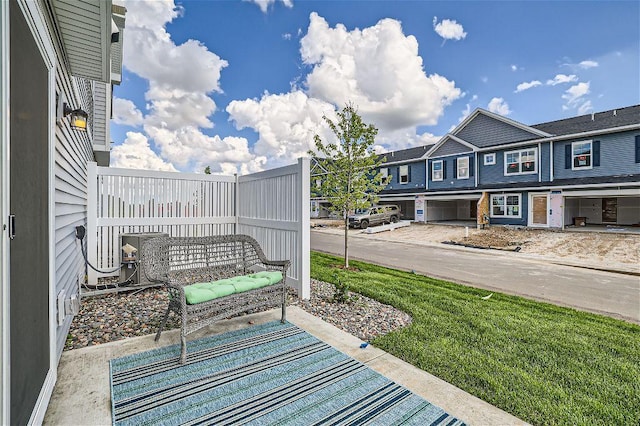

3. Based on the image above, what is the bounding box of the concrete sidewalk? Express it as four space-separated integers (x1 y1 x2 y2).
44 307 527 426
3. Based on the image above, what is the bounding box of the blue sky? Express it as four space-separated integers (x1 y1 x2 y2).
111 0 639 174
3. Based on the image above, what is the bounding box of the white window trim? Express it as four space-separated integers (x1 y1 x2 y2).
457 157 469 180
484 153 496 165
431 160 443 182
399 165 409 184
490 193 522 218
503 148 537 176
571 140 593 170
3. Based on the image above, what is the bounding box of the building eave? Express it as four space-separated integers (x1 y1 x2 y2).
51 0 112 82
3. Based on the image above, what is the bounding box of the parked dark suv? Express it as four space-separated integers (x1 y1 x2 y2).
348 205 401 229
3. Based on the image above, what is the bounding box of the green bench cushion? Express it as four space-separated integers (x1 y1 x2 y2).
184 271 283 305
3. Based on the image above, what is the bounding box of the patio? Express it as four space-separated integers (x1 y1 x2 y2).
43 307 525 425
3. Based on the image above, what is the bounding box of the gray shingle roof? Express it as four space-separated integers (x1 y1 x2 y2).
531 105 640 136
380 144 434 163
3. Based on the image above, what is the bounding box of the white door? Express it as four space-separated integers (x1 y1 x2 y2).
549 193 563 228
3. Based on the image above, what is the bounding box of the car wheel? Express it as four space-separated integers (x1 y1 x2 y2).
390 215 398 223
360 220 369 229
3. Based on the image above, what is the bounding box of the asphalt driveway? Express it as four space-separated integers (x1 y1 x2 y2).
311 230 640 324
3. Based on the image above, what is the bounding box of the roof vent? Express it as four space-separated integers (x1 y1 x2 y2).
613 109 617 116
391 152 394 157
591 113 595 121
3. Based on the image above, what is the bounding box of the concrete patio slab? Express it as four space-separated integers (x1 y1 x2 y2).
44 307 527 426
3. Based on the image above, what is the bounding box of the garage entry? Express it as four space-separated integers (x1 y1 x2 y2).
564 196 640 227
421 194 481 224
378 198 415 220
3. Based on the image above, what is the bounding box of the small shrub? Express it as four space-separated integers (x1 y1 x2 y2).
333 275 352 303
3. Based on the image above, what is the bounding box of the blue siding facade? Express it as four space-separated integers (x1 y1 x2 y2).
383 160 427 192
553 130 640 180
540 143 551 182
456 113 543 147
428 153 476 190
479 144 542 185
430 137 473 157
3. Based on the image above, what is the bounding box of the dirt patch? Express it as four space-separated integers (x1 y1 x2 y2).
311 219 640 269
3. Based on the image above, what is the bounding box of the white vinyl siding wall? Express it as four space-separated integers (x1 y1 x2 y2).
52 33 96 358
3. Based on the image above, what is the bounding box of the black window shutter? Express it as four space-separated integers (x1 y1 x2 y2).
443 160 447 179
470 156 474 177
454 159 458 178
408 165 412 182
636 136 640 163
396 167 400 183
593 140 600 167
565 145 571 169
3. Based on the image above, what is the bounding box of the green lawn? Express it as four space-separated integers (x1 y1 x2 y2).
311 252 640 426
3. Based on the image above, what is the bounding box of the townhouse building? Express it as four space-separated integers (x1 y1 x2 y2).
313 105 640 228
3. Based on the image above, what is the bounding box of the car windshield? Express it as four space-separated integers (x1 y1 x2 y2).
354 208 370 214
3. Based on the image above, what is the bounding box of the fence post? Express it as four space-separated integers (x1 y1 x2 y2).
87 162 98 285
234 173 239 235
298 157 311 299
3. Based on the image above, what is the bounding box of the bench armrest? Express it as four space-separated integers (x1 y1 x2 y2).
262 259 290 268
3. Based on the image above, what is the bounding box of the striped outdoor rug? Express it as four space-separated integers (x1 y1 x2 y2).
110 321 465 426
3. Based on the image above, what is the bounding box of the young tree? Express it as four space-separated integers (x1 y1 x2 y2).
309 103 386 268
204 166 211 175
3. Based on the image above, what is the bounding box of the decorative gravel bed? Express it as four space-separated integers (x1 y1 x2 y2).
65 279 412 351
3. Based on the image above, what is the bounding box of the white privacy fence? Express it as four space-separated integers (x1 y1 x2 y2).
237 160 310 298
86 159 310 298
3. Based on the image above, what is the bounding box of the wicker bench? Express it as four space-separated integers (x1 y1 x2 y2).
142 234 290 363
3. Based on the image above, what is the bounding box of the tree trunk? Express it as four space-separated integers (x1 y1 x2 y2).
343 213 349 268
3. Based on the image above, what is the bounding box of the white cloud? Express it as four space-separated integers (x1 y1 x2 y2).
111 132 178 172
515 80 542 93
432 16 467 41
577 100 593 115
282 33 292 40
227 90 336 167
145 125 264 174
300 13 462 132
123 1 227 95
562 82 590 109
245 0 293 13
578 60 598 69
112 97 144 127
546 74 578 86
118 0 270 174
487 97 511 116
511 64 518 71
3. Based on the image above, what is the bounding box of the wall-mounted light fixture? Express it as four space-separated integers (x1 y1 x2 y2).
62 103 89 131
56 93 88 132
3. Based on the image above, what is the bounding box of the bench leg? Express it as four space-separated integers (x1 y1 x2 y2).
281 301 286 323
180 334 187 364
155 305 171 342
